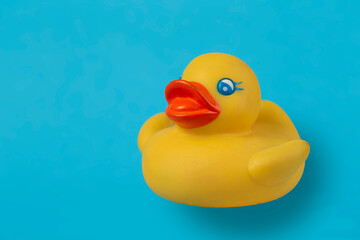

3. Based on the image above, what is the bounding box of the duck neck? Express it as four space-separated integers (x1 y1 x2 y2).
175 124 253 136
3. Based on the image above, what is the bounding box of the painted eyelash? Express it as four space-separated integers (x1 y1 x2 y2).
235 81 244 91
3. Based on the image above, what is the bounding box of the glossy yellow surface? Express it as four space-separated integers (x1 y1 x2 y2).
138 53 310 207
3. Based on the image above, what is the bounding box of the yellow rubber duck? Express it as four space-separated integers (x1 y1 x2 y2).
138 53 310 207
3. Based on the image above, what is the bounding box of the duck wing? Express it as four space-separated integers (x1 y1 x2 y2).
248 140 310 186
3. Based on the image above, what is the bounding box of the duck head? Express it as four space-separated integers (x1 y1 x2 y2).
165 53 261 133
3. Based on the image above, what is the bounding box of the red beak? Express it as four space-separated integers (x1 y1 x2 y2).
165 80 221 129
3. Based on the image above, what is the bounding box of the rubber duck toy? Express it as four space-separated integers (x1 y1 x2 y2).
138 53 310 207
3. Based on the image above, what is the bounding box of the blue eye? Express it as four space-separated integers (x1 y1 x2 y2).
217 78 244 96
217 78 236 95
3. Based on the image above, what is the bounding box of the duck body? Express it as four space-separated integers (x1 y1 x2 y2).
139 53 310 207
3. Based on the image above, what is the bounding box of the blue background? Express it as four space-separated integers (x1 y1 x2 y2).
0 0 359 239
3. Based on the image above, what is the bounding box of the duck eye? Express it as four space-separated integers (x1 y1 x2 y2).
217 78 235 95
